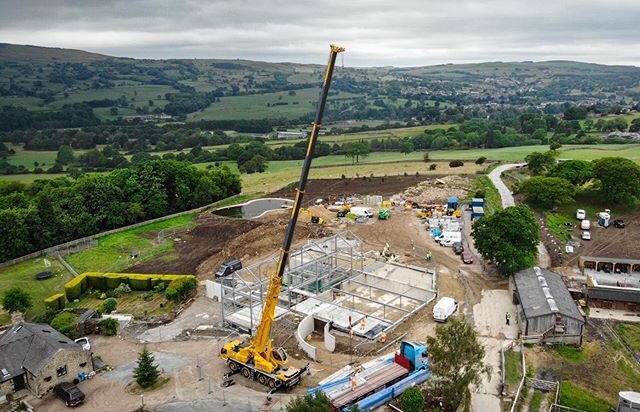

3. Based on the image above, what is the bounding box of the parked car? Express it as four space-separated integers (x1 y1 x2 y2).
461 251 473 264
215 259 242 278
74 337 90 351
576 209 586 220
580 219 591 230
614 219 626 229
581 231 591 241
433 297 458 322
452 242 464 255
439 239 455 247
54 383 85 407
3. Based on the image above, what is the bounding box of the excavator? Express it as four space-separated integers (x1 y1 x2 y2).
220 44 345 394
300 208 325 225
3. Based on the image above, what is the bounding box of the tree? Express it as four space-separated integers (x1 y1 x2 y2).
423 152 430 162
472 205 540 276
563 106 588 120
525 151 557 175
400 141 414 156
286 392 333 412
549 142 562 151
546 160 594 186
100 297 117 314
133 347 160 389
427 317 490 411
400 386 424 412
239 154 268 174
1 286 32 314
56 145 75 165
344 142 370 164
593 157 640 204
518 177 576 208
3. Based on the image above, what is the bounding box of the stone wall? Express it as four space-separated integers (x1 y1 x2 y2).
31 350 93 397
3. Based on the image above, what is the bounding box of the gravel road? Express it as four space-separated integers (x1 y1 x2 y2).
487 163 550 268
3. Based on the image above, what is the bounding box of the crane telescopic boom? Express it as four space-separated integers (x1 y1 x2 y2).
220 44 345 392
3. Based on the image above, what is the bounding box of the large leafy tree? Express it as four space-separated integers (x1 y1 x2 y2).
546 160 594 186
1 286 33 314
518 177 576 208
525 151 558 175
343 142 370 164
472 205 540 276
593 157 640 204
427 317 490 411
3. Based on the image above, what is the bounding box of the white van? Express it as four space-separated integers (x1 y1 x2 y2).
433 297 458 322
350 207 374 218
438 231 462 244
581 219 591 230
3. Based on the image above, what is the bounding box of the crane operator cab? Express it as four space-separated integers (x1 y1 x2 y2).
272 347 288 363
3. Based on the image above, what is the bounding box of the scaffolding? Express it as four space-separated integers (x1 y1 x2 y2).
219 231 437 340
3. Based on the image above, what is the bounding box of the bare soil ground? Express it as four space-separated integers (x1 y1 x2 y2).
73 175 509 410
566 211 640 265
269 175 462 205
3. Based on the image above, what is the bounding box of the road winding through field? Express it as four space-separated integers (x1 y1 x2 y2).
487 163 550 268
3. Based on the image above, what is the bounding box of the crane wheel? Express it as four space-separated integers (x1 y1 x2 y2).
228 362 239 373
258 374 267 385
241 367 251 379
268 379 277 389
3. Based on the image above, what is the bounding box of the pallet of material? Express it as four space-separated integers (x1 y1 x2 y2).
331 362 409 409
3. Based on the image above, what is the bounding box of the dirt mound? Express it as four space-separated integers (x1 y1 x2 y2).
395 176 472 204
195 209 328 278
269 175 438 205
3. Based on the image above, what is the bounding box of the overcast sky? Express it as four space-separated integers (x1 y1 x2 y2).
1 0 639 67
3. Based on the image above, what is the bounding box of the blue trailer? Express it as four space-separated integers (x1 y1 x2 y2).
447 197 459 210
309 341 430 411
472 198 484 208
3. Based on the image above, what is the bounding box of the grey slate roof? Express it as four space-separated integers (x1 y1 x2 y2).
514 267 584 322
0 322 84 382
588 286 640 303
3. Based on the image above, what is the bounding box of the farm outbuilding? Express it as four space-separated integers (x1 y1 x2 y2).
510 267 584 345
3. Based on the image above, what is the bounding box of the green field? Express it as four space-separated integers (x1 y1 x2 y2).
559 381 612 412
189 87 361 121
0 258 74 325
49 84 175 110
65 214 197 274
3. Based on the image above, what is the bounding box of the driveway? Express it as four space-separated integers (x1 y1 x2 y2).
487 163 550 268
470 290 519 412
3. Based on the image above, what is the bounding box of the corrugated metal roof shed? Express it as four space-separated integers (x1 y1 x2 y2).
514 267 584 321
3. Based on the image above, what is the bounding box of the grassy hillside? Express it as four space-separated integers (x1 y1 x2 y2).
1 43 639 124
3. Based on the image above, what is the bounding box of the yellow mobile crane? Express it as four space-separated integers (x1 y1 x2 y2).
220 44 345 393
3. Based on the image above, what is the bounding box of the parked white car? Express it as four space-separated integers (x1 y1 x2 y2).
74 337 91 351
581 219 591 230
433 297 458 322
576 209 586 220
439 239 456 247
581 231 591 241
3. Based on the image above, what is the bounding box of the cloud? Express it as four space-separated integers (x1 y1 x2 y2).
0 0 639 66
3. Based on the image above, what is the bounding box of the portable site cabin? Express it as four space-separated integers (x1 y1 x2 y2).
511 267 584 345
447 197 458 210
471 206 485 219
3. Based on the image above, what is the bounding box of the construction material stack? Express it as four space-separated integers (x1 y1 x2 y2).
308 341 430 411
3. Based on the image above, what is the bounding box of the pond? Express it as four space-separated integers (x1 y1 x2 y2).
212 198 293 219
